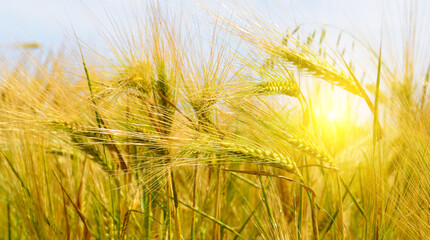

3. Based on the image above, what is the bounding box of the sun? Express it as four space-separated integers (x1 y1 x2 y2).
311 87 371 127
327 110 339 122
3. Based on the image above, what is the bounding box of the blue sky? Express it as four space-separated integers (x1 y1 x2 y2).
0 0 125 48
0 0 392 49
0 0 428 72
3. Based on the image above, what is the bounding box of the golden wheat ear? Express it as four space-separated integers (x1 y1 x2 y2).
254 80 300 97
240 54 301 98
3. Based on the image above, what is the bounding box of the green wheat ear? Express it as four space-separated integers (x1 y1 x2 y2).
48 120 113 171
274 45 362 96
219 142 296 172
283 132 334 165
154 60 176 136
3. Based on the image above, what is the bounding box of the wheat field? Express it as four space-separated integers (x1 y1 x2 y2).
1 1 429 239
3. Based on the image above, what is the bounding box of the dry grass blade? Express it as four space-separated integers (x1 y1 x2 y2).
175 199 247 240
120 189 140 239
216 168 315 195
53 172 94 240
62 192 71 240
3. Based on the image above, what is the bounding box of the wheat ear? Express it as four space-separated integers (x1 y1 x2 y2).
219 142 296 172
275 46 362 96
48 120 114 170
284 132 334 165
254 80 300 97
